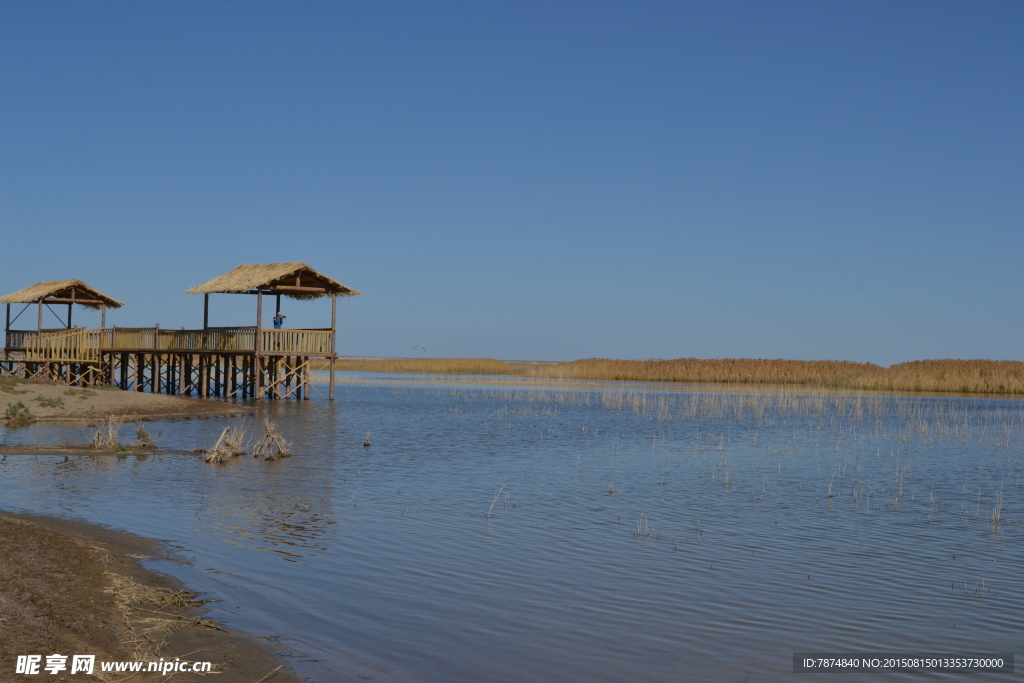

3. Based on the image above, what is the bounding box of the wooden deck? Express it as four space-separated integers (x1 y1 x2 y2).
2 326 336 400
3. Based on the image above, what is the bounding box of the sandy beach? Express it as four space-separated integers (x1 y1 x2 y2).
1 376 248 421
0 513 301 682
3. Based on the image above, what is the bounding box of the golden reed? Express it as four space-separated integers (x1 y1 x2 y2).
330 357 1024 395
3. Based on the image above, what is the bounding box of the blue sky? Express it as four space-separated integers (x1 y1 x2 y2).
1 2 1021 364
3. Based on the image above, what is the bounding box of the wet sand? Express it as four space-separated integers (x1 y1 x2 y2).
0 513 302 682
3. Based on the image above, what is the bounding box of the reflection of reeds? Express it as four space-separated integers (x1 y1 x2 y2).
330 357 1024 395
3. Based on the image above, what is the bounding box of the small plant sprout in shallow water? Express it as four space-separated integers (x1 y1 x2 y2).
631 513 652 540
133 421 160 449
485 485 506 518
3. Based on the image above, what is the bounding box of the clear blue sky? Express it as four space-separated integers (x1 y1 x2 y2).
1 2 1021 365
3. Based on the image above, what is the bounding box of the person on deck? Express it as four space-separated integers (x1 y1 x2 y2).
273 311 286 329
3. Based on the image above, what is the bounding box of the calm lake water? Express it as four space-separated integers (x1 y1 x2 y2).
2 375 1023 682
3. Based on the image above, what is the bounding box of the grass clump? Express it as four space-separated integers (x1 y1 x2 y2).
133 422 160 449
0 377 29 395
4 401 32 423
33 395 65 409
65 387 97 400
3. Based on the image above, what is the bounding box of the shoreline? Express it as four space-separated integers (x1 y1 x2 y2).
0 511 303 682
324 357 1024 396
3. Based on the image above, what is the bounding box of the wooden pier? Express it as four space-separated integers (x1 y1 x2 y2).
1 263 360 401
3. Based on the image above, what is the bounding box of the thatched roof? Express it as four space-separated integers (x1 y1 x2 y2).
0 280 124 308
185 262 361 300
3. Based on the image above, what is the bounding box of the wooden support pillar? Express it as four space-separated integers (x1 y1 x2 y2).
203 294 209 330
67 303 72 329
101 305 106 329
255 291 263 398
37 300 43 332
133 354 140 392
329 294 337 401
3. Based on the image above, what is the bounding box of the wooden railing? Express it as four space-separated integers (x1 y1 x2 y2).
24 328 103 362
21 327 334 360
101 327 257 352
260 329 334 354
6 329 70 349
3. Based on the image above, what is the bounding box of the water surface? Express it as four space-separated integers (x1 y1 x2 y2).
1 377 1022 681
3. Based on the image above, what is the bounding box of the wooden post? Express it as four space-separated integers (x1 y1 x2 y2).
275 293 281 319
203 294 209 330
329 294 337 400
101 305 106 329
255 291 263 398
67 303 72 329
37 300 43 332
4 303 9 356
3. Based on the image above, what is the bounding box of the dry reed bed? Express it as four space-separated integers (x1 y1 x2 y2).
331 358 1024 395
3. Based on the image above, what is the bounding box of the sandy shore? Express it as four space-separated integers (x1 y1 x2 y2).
1 376 248 421
0 513 303 682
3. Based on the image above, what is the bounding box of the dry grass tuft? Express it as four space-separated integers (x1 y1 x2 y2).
252 418 292 461
90 414 125 451
106 571 221 660
203 423 248 464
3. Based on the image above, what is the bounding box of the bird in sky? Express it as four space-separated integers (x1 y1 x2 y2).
412 345 426 353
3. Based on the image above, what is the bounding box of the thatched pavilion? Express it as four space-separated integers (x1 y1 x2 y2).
186 262 361 399
0 279 124 349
